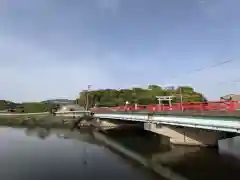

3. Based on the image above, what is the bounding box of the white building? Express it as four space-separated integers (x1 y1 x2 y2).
220 94 240 101
58 104 86 112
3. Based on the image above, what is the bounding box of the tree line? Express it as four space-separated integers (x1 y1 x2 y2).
0 100 59 113
76 85 207 108
0 85 207 113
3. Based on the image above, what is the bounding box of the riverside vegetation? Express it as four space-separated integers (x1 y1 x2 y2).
0 85 206 113
76 85 207 108
0 85 206 127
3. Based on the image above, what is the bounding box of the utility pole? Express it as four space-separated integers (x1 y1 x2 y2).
132 88 137 109
86 85 92 110
179 87 184 112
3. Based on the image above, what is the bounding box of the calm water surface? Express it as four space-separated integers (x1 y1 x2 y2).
104 128 240 180
0 127 164 180
1 126 240 180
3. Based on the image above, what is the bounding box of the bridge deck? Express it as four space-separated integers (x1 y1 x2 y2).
93 110 240 121
95 112 240 133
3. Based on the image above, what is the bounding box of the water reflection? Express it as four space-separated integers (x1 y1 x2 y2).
0 127 163 180
25 127 51 139
2 126 240 180
24 127 94 142
151 146 201 164
94 128 240 180
219 136 240 158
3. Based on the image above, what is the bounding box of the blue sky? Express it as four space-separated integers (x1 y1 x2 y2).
0 0 240 102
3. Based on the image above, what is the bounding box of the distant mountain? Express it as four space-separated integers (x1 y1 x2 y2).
42 99 75 104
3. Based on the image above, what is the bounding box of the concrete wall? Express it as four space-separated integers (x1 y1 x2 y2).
144 123 221 147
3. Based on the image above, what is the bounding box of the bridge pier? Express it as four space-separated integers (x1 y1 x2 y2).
144 123 221 148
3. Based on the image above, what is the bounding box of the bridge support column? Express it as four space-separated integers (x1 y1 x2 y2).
144 123 220 147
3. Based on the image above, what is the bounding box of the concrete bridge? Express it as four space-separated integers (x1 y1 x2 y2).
3 106 240 148
54 109 240 148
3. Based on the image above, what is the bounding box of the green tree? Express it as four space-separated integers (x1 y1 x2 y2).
76 85 207 108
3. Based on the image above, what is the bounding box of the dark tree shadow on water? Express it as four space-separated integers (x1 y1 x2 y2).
25 127 51 140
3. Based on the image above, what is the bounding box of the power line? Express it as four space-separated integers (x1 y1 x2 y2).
193 59 232 72
168 59 234 81
231 79 240 83
218 78 240 85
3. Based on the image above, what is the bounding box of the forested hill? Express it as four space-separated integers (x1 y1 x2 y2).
76 85 207 107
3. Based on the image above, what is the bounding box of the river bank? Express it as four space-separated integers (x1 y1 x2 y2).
0 116 68 128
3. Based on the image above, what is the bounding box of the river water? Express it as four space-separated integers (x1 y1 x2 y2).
1 126 240 180
103 128 240 180
0 127 164 180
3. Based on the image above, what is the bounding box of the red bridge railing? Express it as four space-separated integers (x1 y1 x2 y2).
106 100 240 112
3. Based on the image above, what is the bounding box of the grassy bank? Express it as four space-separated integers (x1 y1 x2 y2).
0 116 71 128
